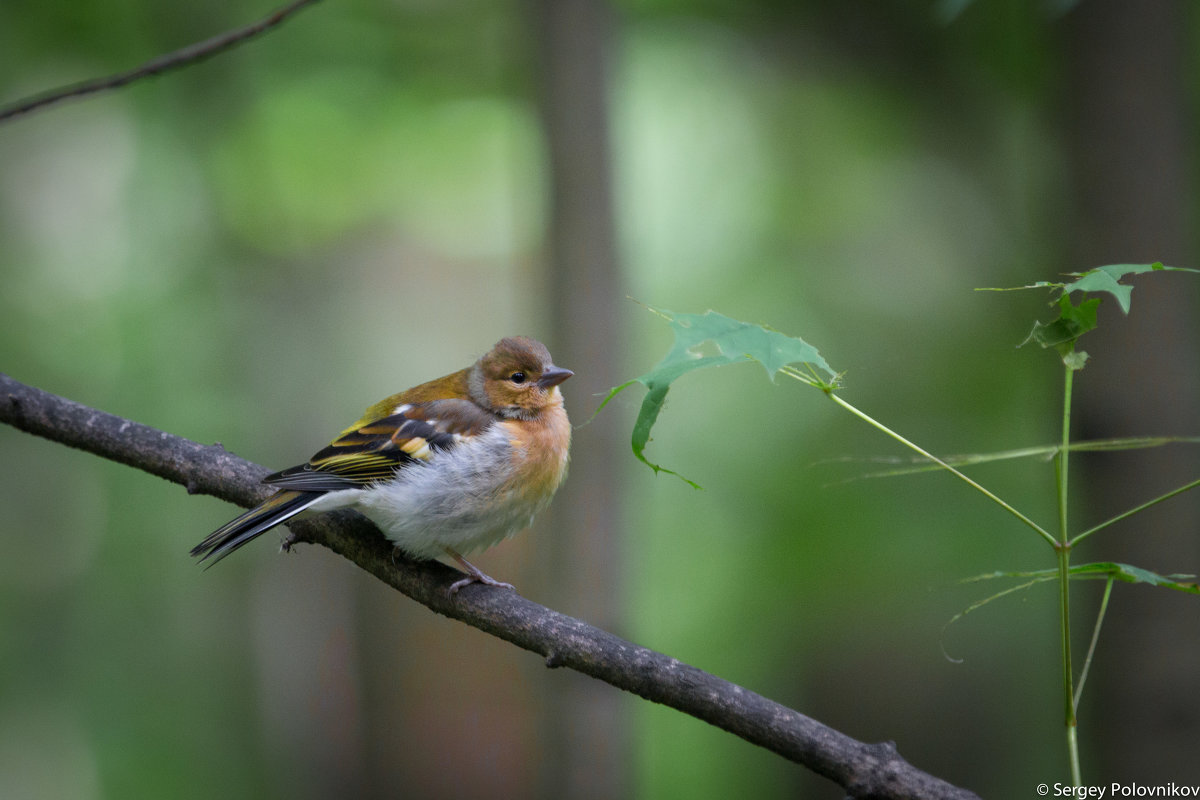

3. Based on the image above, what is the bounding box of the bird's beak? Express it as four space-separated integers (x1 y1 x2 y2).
538 365 573 389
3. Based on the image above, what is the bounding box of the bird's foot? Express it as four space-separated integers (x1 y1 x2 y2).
445 548 515 597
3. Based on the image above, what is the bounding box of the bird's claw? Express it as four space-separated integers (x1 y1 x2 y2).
444 547 516 597
447 573 516 597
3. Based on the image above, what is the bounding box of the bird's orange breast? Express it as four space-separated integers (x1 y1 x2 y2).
500 401 571 502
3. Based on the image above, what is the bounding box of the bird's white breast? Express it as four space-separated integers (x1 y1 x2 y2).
339 423 555 559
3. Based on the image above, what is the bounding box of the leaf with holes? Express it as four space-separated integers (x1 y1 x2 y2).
596 307 838 487
981 262 1200 369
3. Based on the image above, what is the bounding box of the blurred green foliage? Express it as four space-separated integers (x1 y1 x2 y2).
1 1 1180 798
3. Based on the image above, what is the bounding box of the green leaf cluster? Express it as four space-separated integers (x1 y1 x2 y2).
983 262 1200 370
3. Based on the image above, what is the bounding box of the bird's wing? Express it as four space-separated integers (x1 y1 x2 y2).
262 398 495 491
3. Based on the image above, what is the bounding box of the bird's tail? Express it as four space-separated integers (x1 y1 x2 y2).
191 490 325 565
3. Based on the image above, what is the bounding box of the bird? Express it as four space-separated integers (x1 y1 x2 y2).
191 336 572 595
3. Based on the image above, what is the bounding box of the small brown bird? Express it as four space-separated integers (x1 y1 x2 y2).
192 336 572 593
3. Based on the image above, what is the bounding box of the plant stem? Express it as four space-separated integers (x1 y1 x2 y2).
1056 366 1081 785
826 393 1056 547
1074 576 1115 709
1058 367 1072 546
1057 545 1080 784
1071 476 1200 547
1066 725 1080 785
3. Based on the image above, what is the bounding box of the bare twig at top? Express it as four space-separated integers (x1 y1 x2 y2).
0 0 324 124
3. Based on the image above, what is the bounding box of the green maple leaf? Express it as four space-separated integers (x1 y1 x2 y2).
596 307 837 487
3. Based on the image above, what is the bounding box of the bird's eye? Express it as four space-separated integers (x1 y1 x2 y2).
509 371 527 384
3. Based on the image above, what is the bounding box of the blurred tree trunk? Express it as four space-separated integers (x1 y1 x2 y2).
1061 0 1200 780
530 0 629 798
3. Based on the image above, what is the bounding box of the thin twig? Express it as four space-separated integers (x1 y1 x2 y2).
824 391 1057 547
0 0 324 124
1073 576 1115 710
1070 475 1200 547
0 372 980 800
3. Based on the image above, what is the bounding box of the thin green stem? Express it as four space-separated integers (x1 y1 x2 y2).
1056 366 1080 785
1074 576 1115 710
1058 368 1072 545
1066 726 1080 786
826 392 1056 547
1071 476 1200 547
1058 545 1080 784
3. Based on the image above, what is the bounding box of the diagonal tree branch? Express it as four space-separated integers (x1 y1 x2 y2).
0 372 979 800
0 0 324 124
